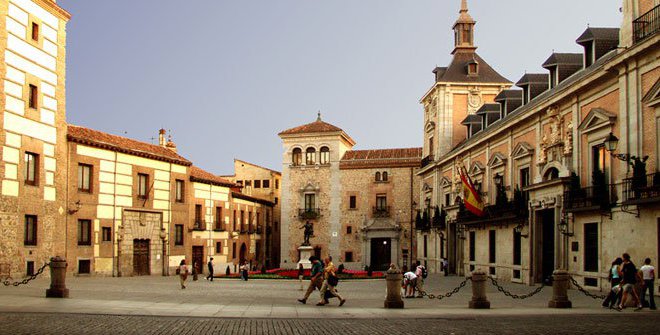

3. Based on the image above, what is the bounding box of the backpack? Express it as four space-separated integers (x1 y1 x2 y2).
422 266 428 279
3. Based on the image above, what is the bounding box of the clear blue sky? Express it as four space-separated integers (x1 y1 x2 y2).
59 0 622 174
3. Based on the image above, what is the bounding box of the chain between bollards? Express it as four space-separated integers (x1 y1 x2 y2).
418 276 471 300
488 276 546 299
1 262 50 287
569 276 607 300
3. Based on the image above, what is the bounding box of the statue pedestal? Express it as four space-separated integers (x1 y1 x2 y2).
297 246 313 270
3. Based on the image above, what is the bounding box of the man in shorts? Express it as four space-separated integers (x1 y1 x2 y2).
618 253 642 311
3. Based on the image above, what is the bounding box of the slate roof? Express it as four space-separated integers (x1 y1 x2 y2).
542 53 583 68
339 148 422 169
475 103 501 114
67 125 192 166
435 52 511 84
576 27 620 44
190 166 236 187
494 89 523 102
515 73 549 86
461 114 482 125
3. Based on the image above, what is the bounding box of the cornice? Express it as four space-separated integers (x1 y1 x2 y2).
34 0 71 21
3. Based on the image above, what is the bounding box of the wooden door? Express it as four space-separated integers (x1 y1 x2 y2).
133 239 150 276
370 238 392 271
192 246 204 274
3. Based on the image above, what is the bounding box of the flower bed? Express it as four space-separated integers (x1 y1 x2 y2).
215 268 384 279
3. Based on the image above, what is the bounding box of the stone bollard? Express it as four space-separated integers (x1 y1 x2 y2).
548 269 572 308
468 271 490 309
384 264 404 309
46 256 69 298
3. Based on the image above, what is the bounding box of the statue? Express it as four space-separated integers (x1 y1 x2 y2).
299 221 314 246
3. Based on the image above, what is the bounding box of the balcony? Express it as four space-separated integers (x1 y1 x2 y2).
564 184 617 212
456 197 528 226
633 4 660 43
256 226 263 234
372 206 391 218
622 172 660 205
192 221 206 231
298 208 321 220
240 225 247 234
421 155 435 169
248 226 255 234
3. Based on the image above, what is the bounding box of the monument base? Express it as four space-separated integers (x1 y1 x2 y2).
297 245 314 270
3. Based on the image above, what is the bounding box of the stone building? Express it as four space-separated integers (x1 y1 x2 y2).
0 0 70 279
221 159 281 268
418 0 660 295
279 114 421 270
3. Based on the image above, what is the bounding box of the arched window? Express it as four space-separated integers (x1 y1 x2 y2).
375 172 381 182
292 148 302 166
382 172 388 181
319 147 330 165
305 147 316 165
544 168 560 181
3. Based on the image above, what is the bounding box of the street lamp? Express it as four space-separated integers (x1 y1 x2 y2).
603 132 648 167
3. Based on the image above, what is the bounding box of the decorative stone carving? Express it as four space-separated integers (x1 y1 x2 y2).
539 106 573 165
468 88 483 113
564 121 573 155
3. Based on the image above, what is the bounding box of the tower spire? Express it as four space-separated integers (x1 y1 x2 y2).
452 0 477 54
460 0 468 13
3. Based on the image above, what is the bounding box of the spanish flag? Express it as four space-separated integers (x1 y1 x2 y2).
459 166 484 217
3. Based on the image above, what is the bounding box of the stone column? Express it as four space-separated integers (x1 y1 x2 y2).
468 271 490 309
384 264 404 309
548 269 572 308
45 257 69 298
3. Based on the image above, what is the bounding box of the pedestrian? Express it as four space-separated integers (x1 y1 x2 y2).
317 256 345 306
415 261 427 298
640 258 656 310
602 257 623 309
403 271 417 298
206 257 214 281
298 256 323 304
241 262 249 281
443 258 449 277
178 259 189 289
618 253 642 311
298 263 305 291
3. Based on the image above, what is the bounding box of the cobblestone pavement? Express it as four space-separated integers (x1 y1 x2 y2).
1 274 658 318
1 312 659 335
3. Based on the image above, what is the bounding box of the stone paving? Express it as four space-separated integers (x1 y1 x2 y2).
0 273 658 319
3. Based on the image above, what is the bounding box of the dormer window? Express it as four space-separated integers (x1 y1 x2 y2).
584 42 595 68
468 61 479 76
549 67 558 89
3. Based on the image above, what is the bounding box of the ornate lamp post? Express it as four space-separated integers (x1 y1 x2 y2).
603 132 648 167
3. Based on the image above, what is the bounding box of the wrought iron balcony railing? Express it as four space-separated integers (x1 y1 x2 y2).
372 206 391 218
564 184 618 212
193 221 206 231
456 198 528 225
622 172 660 205
421 155 435 169
633 4 660 43
298 208 321 220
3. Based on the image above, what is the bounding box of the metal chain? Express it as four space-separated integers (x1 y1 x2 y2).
418 277 471 300
2 262 50 287
569 276 607 300
488 276 546 299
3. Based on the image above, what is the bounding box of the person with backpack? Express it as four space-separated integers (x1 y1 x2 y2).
415 261 427 298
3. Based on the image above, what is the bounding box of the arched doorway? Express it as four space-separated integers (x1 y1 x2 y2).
239 243 247 263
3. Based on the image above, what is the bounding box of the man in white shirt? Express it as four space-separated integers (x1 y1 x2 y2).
640 258 656 310
403 271 417 298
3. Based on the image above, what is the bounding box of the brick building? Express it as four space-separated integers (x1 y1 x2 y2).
418 0 660 295
279 114 421 270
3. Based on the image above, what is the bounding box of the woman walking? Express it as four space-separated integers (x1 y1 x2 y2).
298 263 305 291
178 259 189 289
603 257 622 308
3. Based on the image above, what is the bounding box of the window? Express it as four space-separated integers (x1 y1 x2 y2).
31 22 39 41
102 227 112 242
305 147 316 165
240 210 245 231
544 168 560 181
78 260 90 274
236 180 243 186
346 226 352 234
232 242 237 258
215 207 223 230
24 215 37 246
584 223 598 272
468 63 478 75
29 84 38 109
304 194 315 210
592 144 607 182
488 230 496 264
375 172 381 182
263 180 270 188
175 225 184 245
24 152 38 185
320 146 330 165
233 210 237 230
78 219 92 246
275 179 279 189
216 242 222 254
254 180 261 188
292 148 302 166
248 212 253 228
349 195 356 209
194 205 203 229
382 172 388 181
245 180 252 187
77 164 92 193
137 173 149 199
423 235 428 258
26 261 34 276
344 251 354 263
469 231 476 262
520 168 530 188
175 179 184 202
428 136 434 157
274 197 278 205
376 195 387 210
445 193 451 207
513 230 522 266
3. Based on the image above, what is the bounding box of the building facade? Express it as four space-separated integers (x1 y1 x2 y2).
418 0 660 295
279 114 421 270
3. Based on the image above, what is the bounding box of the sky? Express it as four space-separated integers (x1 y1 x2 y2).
58 0 623 175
